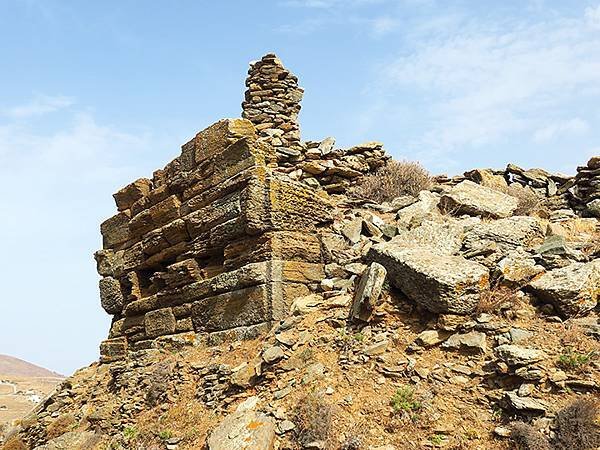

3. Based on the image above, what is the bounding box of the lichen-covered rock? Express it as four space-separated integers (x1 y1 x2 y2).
497 249 544 285
528 261 600 317
208 409 276 450
463 216 544 254
495 344 546 366
440 180 518 218
396 191 441 228
368 244 489 314
99 277 124 315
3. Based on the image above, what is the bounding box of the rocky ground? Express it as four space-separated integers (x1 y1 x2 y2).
2 158 600 450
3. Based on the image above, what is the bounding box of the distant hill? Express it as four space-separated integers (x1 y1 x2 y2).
0 354 62 378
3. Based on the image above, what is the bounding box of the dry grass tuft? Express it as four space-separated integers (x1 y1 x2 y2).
505 184 543 216
510 422 552 450
554 398 600 449
352 160 432 203
45 413 77 440
1 437 28 450
292 392 333 449
476 286 520 315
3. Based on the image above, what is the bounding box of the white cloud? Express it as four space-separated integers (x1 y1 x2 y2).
2 94 74 119
377 8 600 158
585 4 600 28
533 118 590 142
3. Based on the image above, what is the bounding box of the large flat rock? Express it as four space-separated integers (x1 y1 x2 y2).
440 180 518 218
528 261 600 317
208 409 276 450
369 244 489 314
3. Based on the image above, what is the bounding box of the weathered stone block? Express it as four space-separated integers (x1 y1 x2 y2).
193 118 257 166
144 308 177 338
440 180 518 218
99 337 128 363
100 212 130 249
99 277 124 314
113 178 152 211
224 231 322 269
369 244 489 314
129 195 181 237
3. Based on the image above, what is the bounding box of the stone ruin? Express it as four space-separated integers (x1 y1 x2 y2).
95 54 599 364
96 54 390 362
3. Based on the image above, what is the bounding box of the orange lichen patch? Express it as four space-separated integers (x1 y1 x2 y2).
246 421 265 430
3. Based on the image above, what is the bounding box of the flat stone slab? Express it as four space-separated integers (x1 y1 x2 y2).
208 409 276 450
440 180 518 218
369 244 489 314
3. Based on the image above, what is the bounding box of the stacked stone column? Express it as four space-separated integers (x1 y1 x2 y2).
242 53 304 165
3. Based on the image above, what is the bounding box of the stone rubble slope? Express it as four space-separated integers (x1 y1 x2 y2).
2 54 600 450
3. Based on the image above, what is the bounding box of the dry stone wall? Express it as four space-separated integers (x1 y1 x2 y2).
96 118 334 363
242 54 390 194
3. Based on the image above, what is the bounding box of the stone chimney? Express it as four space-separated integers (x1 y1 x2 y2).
241 53 304 165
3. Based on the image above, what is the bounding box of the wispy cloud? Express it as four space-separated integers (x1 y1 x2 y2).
533 118 590 143
2 94 74 119
372 4 600 169
585 4 600 28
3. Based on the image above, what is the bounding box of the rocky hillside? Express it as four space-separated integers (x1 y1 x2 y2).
2 55 599 450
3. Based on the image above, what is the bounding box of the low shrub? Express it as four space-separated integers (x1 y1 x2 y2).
1 437 28 450
554 398 600 449
510 422 552 450
390 386 421 415
556 348 595 372
352 160 432 203
292 392 333 448
46 413 77 439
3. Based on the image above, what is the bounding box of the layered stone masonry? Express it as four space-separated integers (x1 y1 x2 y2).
242 54 390 194
242 53 304 164
96 118 334 363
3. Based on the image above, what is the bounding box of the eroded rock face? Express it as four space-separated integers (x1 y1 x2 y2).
368 244 489 314
528 261 600 317
208 409 276 450
440 180 518 218
463 216 544 254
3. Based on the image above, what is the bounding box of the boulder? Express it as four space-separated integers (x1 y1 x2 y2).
351 262 387 322
396 191 442 228
528 261 600 317
497 249 544 285
442 331 487 353
392 218 476 256
208 409 276 450
495 344 546 366
504 391 548 414
587 199 600 218
440 180 518 218
369 244 489 314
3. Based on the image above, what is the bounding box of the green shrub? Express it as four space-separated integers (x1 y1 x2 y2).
557 348 595 372
390 386 421 414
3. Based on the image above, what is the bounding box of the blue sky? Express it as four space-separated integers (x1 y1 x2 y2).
1 0 599 375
